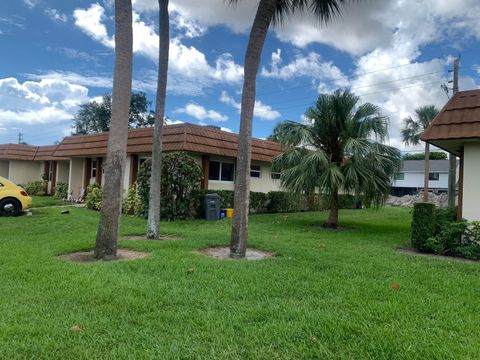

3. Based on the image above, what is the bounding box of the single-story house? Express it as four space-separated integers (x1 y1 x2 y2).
392 159 453 196
0 143 69 194
1 123 283 198
421 89 480 221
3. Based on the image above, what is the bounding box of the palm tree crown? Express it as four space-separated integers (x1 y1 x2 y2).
273 89 401 227
401 105 439 146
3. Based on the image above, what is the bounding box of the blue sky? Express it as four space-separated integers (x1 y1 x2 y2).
1 0 480 149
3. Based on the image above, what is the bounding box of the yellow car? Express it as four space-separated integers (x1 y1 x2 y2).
0 176 32 216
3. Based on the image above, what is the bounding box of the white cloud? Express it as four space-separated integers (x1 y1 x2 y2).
174 103 228 122
73 4 243 94
220 91 281 121
45 8 68 23
22 0 38 9
73 3 114 47
0 77 89 126
261 49 349 91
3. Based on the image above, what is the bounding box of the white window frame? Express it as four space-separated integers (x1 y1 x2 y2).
250 164 261 178
209 161 235 182
91 160 97 179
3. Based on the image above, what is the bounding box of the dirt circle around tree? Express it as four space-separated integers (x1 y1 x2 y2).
121 235 180 241
196 246 273 261
58 249 150 263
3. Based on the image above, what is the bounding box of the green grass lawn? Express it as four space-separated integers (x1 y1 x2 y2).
1 207 480 359
31 195 68 208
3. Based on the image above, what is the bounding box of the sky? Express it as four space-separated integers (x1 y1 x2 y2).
1 0 480 150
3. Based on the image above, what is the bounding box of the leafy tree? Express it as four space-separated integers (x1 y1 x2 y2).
403 152 447 160
273 89 401 228
94 0 133 260
74 92 154 134
401 105 439 201
147 0 170 240
228 0 355 258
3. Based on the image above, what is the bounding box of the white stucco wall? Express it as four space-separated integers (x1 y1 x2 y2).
7 160 43 185
0 160 9 178
68 158 85 199
393 171 449 190
56 161 70 184
462 144 480 221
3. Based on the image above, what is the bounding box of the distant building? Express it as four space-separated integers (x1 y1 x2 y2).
391 160 451 196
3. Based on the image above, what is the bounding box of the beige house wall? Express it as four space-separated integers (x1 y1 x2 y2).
56 161 70 184
462 144 480 221
68 158 85 199
0 160 9 178
8 160 43 185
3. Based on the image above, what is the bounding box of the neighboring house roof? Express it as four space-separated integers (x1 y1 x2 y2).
53 123 282 163
0 143 67 161
400 160 451 173
421 89 480 155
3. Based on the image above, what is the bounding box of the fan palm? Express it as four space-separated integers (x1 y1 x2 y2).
228 0 356 258
273 89 401 228
401 105 439 202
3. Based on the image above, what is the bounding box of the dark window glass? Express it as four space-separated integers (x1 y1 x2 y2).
91 160 97 178
429 172 439 181
221 162 235 181
271 172 281 180
209 161 220 180
394 173 404 180
250 165 261 178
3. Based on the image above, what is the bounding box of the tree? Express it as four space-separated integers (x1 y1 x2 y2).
147 0 170 240
94 0 133 260
403 152 447 160
401 105 439 202
228 0 356 258
273 89 401 228
74 92 154 134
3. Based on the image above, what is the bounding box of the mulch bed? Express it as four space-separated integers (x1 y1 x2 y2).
397 247 479 264
121 235 180 241
58 249 149 263
196 246 273 261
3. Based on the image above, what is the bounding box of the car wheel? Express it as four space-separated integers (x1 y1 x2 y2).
0 198 21 217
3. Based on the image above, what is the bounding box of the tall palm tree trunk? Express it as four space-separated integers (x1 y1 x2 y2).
147 0 170 240
230 0 277 259
423 142 430 202
95 0 133 259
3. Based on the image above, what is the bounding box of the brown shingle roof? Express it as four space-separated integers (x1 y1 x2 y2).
0 143 67 161
421 89 480 143
53 123 282 162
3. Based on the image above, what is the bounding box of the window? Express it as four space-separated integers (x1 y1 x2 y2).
209 161 235 182
394 173 404 181
91 160 97 179
271 172 281 180
429 172 440 181
250 165 261 178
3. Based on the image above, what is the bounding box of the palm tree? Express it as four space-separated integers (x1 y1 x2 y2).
147 0 170 240
273 89 401 228
94 0 133 259
401 105 439 202
228 0 355 258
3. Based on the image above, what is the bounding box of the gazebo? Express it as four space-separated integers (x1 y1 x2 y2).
421 89 480 221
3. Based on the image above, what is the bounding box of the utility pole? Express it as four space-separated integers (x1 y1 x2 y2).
17 132 24 144
448 58 459 208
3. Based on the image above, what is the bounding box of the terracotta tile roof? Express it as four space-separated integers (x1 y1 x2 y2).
53 123 282 162
421 89 480 142
0 143 67 161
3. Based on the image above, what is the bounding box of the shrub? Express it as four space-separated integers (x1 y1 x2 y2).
411 202 435 252
54 182 68 199
136 152 202 220
85 183 102 211
122 184 142 216
266 191 304 213
250 192 269 213
24 181 46 196
403 152 447 160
